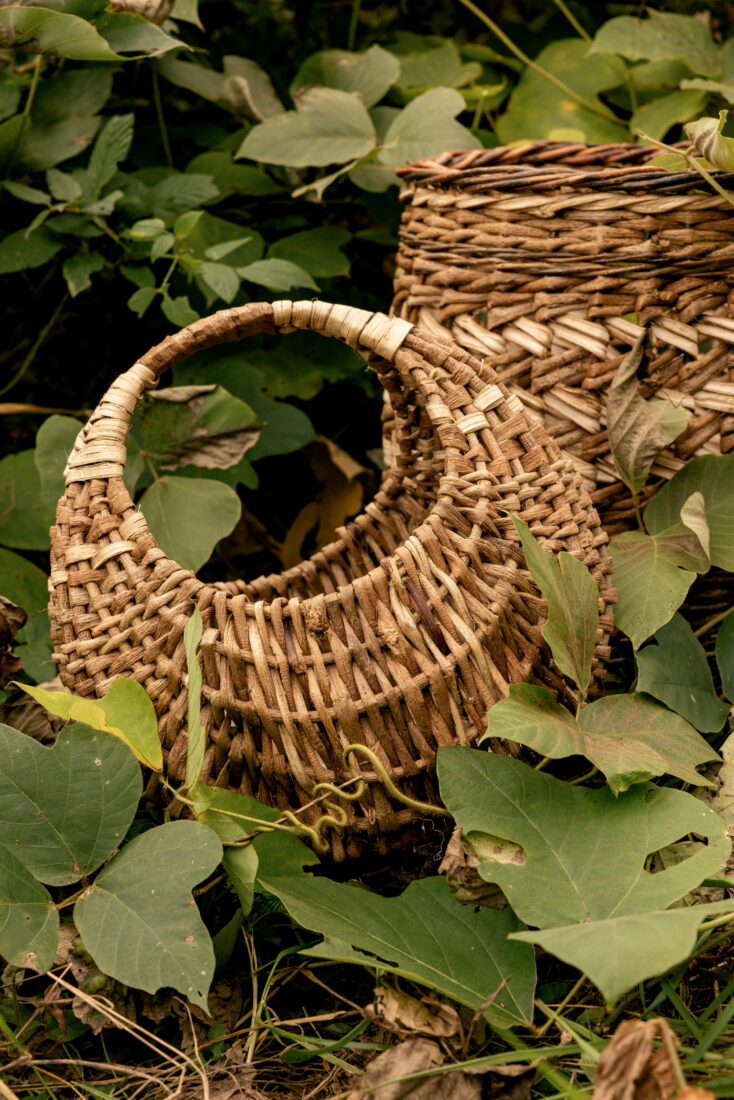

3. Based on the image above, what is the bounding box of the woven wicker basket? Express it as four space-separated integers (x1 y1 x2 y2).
390 142 734 533
49 299 612 858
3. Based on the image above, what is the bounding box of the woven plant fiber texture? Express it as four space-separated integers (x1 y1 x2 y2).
49 300 612 858
390 141 734 533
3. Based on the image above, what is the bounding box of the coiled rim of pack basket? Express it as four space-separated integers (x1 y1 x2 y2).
51 299 613 857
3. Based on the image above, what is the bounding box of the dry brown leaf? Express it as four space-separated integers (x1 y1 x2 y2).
439 829 509 909
674 1089 716 1099
346 1038 480 1100
593 1018 680 1100
107 0 174 23
365 983 460 1038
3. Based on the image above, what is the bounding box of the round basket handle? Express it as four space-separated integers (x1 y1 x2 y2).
65 300 415 485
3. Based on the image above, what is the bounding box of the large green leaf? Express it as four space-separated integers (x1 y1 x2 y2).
514 899 734 1005
636 614 730 733
237 86 377 168
138 476 242 573
238 258 319 292
133 386 260 472
716 609 734 703
630 88 707 141
610 495 709 649
0 548 49 645
0 450 53 550
377 87 480 170
0 228 63 276
607 337 688 498
222 55 285 121
267 227 350 278
645 456 734 571
88 113 134 193
396 41 481 91
17 117 101 172
511 517 598 697
292 45 399 109
589 11 720 75
0 846 58 973
0 7 121 60
483 684 718 794
437 749 729 929
74 821 221 1009
0 722 141 886
34 415 82 515
256 838 536 1029
496 39 628 144
33 66 113 124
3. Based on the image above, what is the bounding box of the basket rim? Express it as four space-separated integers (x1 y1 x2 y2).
396 140 734 196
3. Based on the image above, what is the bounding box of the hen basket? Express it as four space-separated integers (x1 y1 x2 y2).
49 299 613 858
390 141 734 534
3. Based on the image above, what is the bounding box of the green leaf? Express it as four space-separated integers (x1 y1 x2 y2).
222 56 285 121
0 548 50 646
184 608 204 792
511 517 598 696
0 7 122 60
267 227 350 278
291 45 400 108
74 821 221 1009
645 456 734 571
88 113 134 193
0 450 52 550
237 86 376 168
138 476 242 573
607 336 688 498
636 614 729 733
161 294 199 327
34 66 113 125
483 684 718 794
610 495 710 649
127 286 157 317
238 258 319 292
256 860 536 1029
18 679 163 772
0 228 62 275
191 784 279 844
93 9 185 58
172 0 200 25
513 900 734 1006
17 117 101 172
0 846 58 973
716 609 734 704
149 173 218 220
396 41 481 91
630 88 707 141
200 261 240 303
134 385 260 472
156 56 225 102
222 845 258 916
187 152 277 198
589 11 720 75
14 640 54 684
205 238 251 262
62 251 104 298
681 77 734 105
377 87 480 171
34 414 82 515
496 39 628 144
5 181 51 206
185 211 263 267
685 110 734 172
0 722 141 886
437 749 730 929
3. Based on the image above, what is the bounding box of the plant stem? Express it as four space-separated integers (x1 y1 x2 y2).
346 0 361 51
492 1025 589 1100
0 294 67 397
455 0 617 121
638 131 734 209
5 54 41 179
698 911 734 933
550 0 591 42
535 974 588 1038
694 606 734 638
152 69 174 169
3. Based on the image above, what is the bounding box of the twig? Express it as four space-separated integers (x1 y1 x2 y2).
550 0 591 41
0 294 67 398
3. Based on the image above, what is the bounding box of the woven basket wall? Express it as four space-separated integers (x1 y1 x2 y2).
49 300 613 859
390 142 734 533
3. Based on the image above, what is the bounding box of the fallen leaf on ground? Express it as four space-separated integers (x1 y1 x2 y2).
593 1017 679 1100
366 983 460 1038
346 1038 479 1100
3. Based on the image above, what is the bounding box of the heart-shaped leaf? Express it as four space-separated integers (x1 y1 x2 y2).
483 684 718 793
437 749 729 930
511 517 598 697
513 900 734 1005
0 846 58 972
0 723 141 885
610 493 710 649
636 614 730 733
255 838 536 1029
645 455 734 571
74 820 221 1010
138 475 242 573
